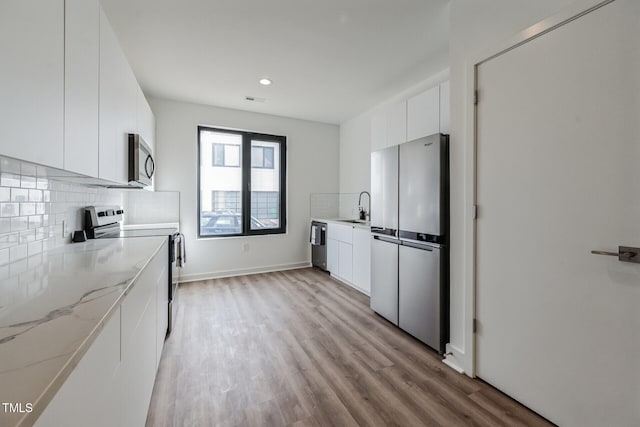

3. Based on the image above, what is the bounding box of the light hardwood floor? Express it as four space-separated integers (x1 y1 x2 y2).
146 268 552 427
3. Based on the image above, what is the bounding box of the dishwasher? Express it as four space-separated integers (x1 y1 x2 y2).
310 221 327 271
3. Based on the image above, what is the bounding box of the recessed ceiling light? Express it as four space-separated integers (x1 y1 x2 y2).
259 78 272 86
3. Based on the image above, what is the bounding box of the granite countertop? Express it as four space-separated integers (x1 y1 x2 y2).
0 237 167 427
311 218 371 230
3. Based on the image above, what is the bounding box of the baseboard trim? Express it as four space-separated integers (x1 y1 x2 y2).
443 357 465 374
329 273 370 297
443 343 467 375
179 261 312 283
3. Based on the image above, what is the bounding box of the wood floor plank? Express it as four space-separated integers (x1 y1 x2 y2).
146 268 553 427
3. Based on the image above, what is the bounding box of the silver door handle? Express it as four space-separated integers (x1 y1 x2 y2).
591 246 639 263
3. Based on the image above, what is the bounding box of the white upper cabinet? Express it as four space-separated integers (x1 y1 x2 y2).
64 0 99 177
99 7 137 184
387 101 407 147
136 87 156 153
407 85 440 141
371 109 387 152
439 80 450 134
371 101 407 151
371 80 449 152
0 0 64 168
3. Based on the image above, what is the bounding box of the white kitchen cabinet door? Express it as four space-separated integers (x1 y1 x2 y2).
99 7 137 184
136 86 156 153
370 110 387 152
330 223 353 244
352 228 371 294
327 238 339 274
387 101 407 147
338 241 353 283
64 0 99 177
120 241 164 426
156 261 168 368
0 0 64 168
439 81 450 134
407 85 440 141
34 307 121 427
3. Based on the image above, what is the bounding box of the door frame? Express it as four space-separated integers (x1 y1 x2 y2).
461 0 615 377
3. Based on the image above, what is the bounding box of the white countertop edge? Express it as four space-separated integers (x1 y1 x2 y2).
310 218 371 230
121 222 180 230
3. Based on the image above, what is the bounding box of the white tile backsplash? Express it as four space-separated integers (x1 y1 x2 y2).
20 203 36 216
310 192 364 220
0 173 125 265
0 218 10 234
29 189 43 202
11 188 28 202
0 187 10 202
1 173 21 187
0 156 181 266
20 175 36 189
1 203 19 217
11 216 27 232
123 190 180 225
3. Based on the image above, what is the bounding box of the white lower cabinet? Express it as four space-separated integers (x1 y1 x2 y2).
326 223 370 294
34 307 121 427
327 237 339 275
352 228 371 294
156 264 169 369
338 241 353 283
35 241 168 427
327 223 352 283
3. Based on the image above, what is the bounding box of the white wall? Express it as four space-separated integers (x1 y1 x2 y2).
150 97 340 281
448 0 593 375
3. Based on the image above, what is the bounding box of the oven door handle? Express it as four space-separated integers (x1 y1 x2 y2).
170 234 179 263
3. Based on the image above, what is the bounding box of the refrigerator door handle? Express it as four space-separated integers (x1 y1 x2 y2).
401 240 434 251
373 235 400 244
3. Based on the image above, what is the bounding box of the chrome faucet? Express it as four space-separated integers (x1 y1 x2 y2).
358 191 371 220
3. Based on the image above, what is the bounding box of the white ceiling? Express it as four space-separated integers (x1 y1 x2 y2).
100 0 450 125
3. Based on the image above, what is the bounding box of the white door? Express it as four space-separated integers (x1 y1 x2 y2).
475 1 640 426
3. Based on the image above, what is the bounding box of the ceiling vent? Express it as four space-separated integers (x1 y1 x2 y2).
245 96 266 103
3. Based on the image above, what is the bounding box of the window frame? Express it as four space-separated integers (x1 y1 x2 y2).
197 125 287 238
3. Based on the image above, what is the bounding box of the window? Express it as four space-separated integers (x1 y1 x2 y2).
251 146 274 169
212 143 240 167
198 126 286 237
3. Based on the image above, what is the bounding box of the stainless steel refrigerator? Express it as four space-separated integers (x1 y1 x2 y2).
370 145 400 325
370 133 449 354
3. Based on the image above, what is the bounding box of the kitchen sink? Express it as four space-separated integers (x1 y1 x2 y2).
337 219 368 224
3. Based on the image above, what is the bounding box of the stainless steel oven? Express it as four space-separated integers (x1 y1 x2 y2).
84 206 183 336
169 232 183 334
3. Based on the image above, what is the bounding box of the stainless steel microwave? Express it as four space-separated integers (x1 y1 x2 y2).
128 134 154 187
